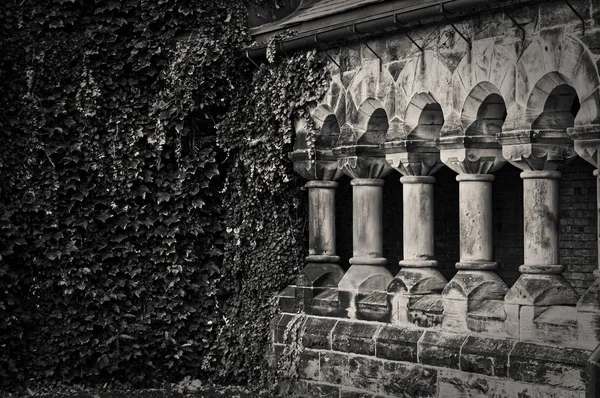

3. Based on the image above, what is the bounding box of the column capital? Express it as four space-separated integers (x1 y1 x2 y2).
437 135 506 175
333 145 392 179
289 149 344 181
382 140 444 177
496 129 575 171
567 124 600 168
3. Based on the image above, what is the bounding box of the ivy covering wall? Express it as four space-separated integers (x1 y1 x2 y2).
0 0 328 391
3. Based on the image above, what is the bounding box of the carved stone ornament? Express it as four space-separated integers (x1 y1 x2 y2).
383 140 444 177
289 148 344 181
437 135 506 175
567 124 600 168
496 129 575 171
332 144 392 179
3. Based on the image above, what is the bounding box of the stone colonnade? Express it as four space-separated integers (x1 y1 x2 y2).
288 28 600 349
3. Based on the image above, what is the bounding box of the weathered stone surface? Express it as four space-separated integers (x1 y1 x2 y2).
466 299 507 336
524 305 578 345
310 287 344 317
381 362 437 398
276 285 298 313
290 380 340 398
273 313 299 344
418 331 467 370
375 325 422 363
460 335 514 377
347 356 384 393
320 351 349 385
339 390 380 398
302 317 337 350
509 342 590 390
298 350 320 381
438 369 585 398
356 291 390 322
331 320 380 356
408 294 444 328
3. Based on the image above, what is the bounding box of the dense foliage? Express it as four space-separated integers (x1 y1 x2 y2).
0 0 329 392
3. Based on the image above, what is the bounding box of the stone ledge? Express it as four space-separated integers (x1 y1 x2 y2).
331 320 381 356
417 330 467 370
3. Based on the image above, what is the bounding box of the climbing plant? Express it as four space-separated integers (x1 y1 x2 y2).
0 0 329 392
214 47 329 384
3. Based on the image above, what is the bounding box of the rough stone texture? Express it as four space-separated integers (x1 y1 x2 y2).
331 320 379 356
302 317 337 350
375 325 421 363
347 356 385 393
459 335 514 377
381 362 437 398
417 330 467 370
320 351 349 385
298 350 320 381
508 342 590 390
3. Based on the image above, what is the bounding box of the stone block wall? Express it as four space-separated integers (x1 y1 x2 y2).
272 314 591 398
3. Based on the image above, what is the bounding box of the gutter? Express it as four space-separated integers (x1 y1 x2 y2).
244 0 536 61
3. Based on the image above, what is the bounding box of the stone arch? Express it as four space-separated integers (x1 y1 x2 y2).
404 92 444 140
353 97 389 145
311 104 341 149
530 79 580 131
450 40 517 136
461 82 507 136
510 30 600 129
397 52 453 136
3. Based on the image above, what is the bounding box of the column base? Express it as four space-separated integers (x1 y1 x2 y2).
297 262 345 316
456 261 498 270
338 264 393 320
504 273 578 306
399 259 438 268
442 270 508 334
504 273 579 342
305 255 340 263
388 267 447 327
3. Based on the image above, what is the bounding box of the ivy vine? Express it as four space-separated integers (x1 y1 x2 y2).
0 0 329 392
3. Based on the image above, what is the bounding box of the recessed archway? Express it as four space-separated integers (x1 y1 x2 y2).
532 84 580 130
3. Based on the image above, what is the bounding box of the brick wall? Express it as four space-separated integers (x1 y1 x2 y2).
559 157 597 296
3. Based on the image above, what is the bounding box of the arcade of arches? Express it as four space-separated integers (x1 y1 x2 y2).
273 3 600 397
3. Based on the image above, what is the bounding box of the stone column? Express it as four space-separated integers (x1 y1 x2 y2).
306 180 340 263
384 141 447 326
334 145 394 318
400 176 437 268
438 138 508 334
498 129 579 340
568 125 600 349
289 148 345 313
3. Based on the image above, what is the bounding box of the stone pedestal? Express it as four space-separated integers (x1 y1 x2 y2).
498 129 579 342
